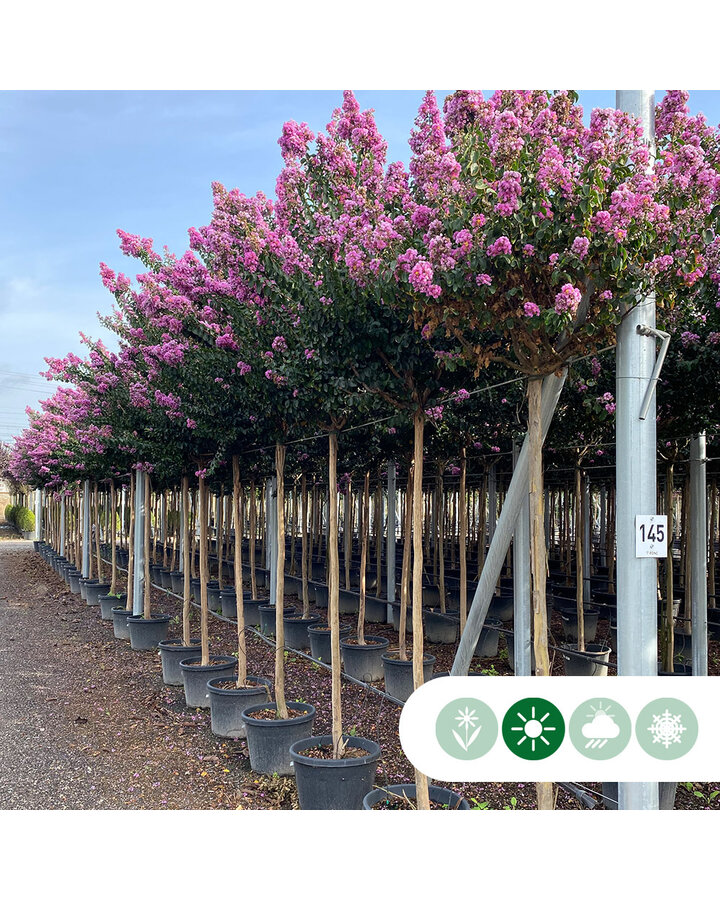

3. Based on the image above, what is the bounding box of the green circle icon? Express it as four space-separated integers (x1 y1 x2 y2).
502 698 565 759
435 698 498 760
569 698 632 760
635 698 698 760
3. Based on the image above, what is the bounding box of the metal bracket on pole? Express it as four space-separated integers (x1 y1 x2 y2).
636 324 671 421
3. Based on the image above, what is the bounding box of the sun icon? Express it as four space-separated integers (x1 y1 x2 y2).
502 698 565 760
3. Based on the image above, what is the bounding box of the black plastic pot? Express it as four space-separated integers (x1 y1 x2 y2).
159 569 173 590
472 616 503 658
85 581 110 606
206 581 222 613
207 675 273 738
340 635 390 683
127 614 171 650
259 604 297 636
673 630 693 665
560 606 600 643
313 582 329 609
243 596 266 627
659 663 693 675
488 591 514 622
219 589 238 618
364 595 389 623
98 592 127 620
179 655 237 708
290 735 382 810
308 624 352 663
363 783 469 810
79 577 99 601
170 571 184 594
561 643 610 676
338 589 359 615
241 701 316 776
423 609 458 644
391 603 412 633
111 607 134 640
283 615 321 651
382 652 435 702
158 639 202 685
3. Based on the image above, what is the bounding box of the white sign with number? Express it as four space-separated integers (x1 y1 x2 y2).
635 514 668 558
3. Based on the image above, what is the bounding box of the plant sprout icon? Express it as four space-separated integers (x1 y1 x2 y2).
510 705 556 753
582 701 620 750
453 706 482 753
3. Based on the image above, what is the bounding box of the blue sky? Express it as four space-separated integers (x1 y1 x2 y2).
2 89 720 445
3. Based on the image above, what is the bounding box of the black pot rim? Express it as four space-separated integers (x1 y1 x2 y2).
284 614 321 623
308 623 352 634
128 614 171 623
382 651 436 665
364 783 469 809
340 635 390 650
178 655 237 671
206 675 272 696
112 607 134 615
561 642 610 657
240 700 316 726
289 734 381 768
158 639 202 650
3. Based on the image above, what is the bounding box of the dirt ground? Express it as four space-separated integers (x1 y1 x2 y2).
0 540 717 810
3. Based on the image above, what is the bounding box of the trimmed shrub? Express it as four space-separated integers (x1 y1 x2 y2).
4 504 16 524
15 507 35 533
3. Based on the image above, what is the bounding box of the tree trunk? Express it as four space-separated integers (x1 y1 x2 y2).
182 475 191 646
661 459 675 672
412 409 430 810
357 470 370 645
375 480 382 599
709 479 717 608
125 472 135 612
477 474 487 579
528 377 553 812
144 472 152 620
274 444 289 720
232 457 248 686
199 476 210 666
459 448 468 636
437 464 446 613
344 480 352 591
93 483 103 584
328 432 343 756
110 480 117 595
575 465 585 653
249 482 258 603
399 466 413 662
301 474 309 617
217 488 224 591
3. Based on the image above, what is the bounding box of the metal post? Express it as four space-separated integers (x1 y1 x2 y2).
488 463 497 545
386 461 397 622
513 441 531 676
35 488 43 542
599 484 607 567
267 477 277 605
82 479 91 578
133 470 145 616
59 496 66 556
159 491 166 544
690 433 708 675
615 89 659 811
451 370 567 675
583 476 592 606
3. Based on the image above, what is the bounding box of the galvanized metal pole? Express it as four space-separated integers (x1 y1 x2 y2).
35 488 43 542
583 476 592 607
690 433 708 675
488 463 497 545
599 485 607 567
386 461 396 622
616 89 659 811
133 470 145 616
513 441 531 676
81 479 91 578
452 371 566 675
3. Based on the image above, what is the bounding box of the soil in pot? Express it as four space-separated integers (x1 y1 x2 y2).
340 635 390 683
561 643 610 676
158 639 202 685
207 675 273 739
127 614 171 650
241 701 315 776
382 651 435 702
363 784 469 810
179 655 237 708
290 735 381 810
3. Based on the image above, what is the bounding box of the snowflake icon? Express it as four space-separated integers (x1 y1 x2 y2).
648 708 686 749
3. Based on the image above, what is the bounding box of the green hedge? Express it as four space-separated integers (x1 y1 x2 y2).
15 507 35 532
4 504 16 524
